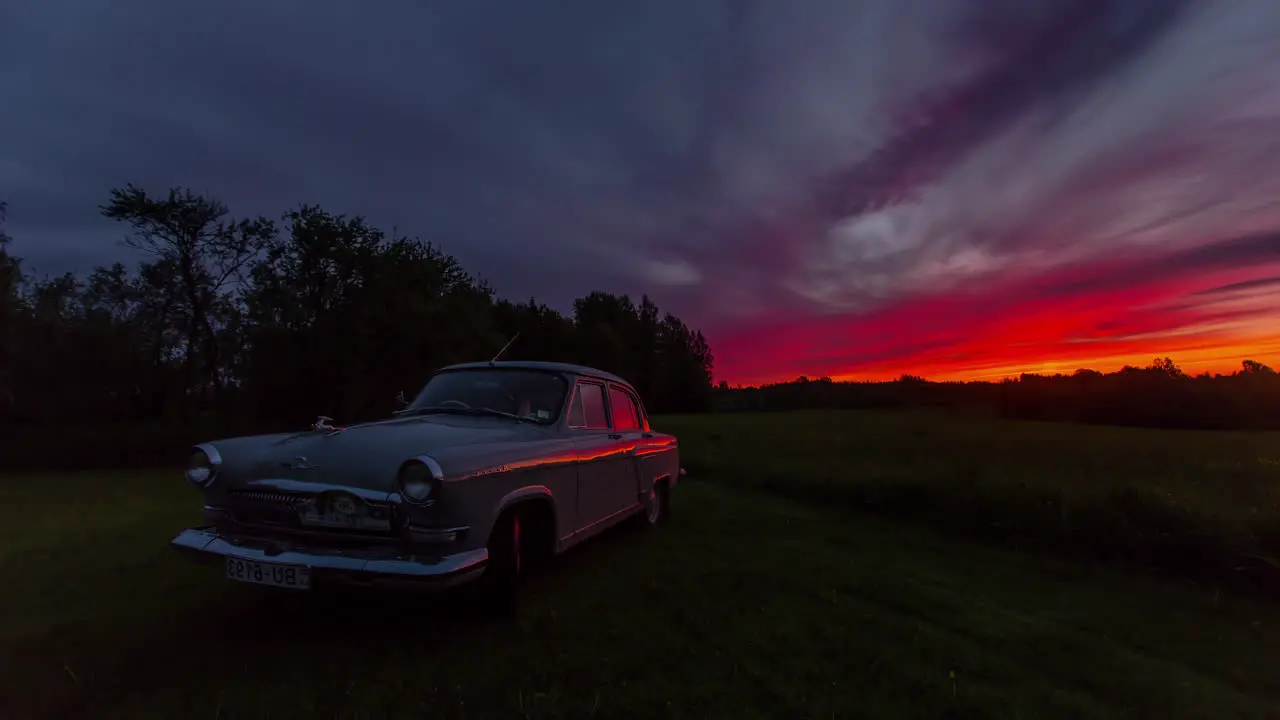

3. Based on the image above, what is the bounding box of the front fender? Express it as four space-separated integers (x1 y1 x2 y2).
489 484 559 550
497 484 556 518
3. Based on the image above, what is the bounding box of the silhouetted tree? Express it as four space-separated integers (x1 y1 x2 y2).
101 186 276 421
1242 359 1275 375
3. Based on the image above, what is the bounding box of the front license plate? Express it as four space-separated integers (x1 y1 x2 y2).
225 557 311 590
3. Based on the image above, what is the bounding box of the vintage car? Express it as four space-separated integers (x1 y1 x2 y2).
170 361 682 609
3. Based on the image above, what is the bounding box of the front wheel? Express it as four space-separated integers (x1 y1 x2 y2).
478 509 522 615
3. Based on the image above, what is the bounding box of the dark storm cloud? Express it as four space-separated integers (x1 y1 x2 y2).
1024 233 1280 301
1193 276 1280 297
812 0 1191 220
1153 233 1280 281
3 0 1280 356
2 0 745 291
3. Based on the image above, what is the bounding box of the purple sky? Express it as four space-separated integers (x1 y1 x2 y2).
3 1 1279 382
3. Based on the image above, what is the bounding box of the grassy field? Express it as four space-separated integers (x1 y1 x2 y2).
659 409 1280 595
2 412 1279 718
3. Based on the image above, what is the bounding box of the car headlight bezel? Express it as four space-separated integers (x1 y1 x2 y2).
398 456 444 506
185 443 222 487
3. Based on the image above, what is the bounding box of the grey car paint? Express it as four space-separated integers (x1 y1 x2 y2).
170 361 681 590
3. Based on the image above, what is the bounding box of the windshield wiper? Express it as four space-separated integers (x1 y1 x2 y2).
457 406 531 422
395 405 530 422
392 406 446 417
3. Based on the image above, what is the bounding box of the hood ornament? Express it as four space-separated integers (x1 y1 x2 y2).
311 416 346 435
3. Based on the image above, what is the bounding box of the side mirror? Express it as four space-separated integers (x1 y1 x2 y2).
395 391 409 407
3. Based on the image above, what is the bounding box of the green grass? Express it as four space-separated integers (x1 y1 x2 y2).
657 409 1280 594
3 456 1280 717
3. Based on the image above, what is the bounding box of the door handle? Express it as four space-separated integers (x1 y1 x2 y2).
641 433 653 439
608 433 622 440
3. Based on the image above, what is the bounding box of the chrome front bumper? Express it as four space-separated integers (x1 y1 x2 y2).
171 526 488 590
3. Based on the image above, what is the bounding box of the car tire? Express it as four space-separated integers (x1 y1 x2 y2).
479 509 522 615
637 480 669 529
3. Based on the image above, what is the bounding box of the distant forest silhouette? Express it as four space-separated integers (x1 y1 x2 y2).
714 357 1280 431
0 189 714 471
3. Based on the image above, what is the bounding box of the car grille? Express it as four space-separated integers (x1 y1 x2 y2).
232 490 309 506
227 489 400 536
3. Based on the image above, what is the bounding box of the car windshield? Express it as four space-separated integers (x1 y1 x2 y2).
403 369 568 425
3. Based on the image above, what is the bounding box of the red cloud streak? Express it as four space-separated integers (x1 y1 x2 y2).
712 255 1280 385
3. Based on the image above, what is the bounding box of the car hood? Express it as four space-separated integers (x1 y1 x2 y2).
219 415 550 493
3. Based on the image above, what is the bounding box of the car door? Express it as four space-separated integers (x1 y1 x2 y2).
606 384 646 505
567 379 633 534
617 388 677 491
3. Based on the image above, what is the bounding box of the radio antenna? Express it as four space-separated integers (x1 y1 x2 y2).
490 331 520 364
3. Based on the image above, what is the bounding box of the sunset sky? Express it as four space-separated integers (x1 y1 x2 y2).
3 0 1279 385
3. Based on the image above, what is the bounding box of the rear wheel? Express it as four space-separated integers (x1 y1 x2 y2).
638 479 669 528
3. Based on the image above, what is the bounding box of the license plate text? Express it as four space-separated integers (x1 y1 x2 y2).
225 557 311 590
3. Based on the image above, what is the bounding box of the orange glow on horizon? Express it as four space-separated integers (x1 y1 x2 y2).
832 337 1280 384
712 257 1280 388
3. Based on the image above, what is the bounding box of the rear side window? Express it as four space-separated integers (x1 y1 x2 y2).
608 386 641 430
572 382 610 429
632 395 648 430
567 388 585 426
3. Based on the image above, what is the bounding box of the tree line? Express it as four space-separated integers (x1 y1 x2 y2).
0 189 714 471
713 357 1280 431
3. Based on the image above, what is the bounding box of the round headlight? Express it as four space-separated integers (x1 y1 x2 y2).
399 458 442 505
185 445 221 486
402 476 432 502
186 450 211 485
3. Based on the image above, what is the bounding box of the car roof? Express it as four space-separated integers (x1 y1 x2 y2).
437 360 633 387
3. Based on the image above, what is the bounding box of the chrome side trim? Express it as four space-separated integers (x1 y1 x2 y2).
454 454 577 481
633 444 676 457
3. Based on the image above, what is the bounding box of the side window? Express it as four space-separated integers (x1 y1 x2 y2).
567 386 586 427
608 386 640 430
632 394 649 431
576 382 610 430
